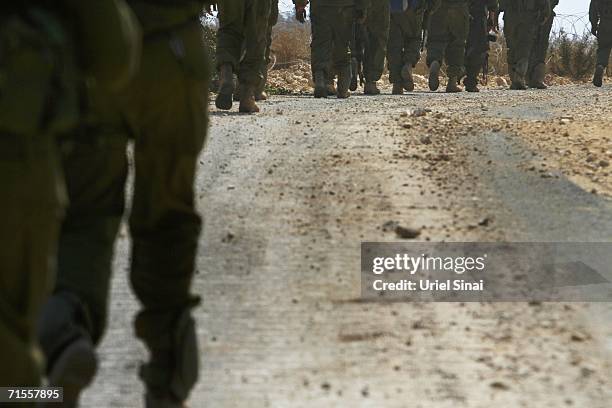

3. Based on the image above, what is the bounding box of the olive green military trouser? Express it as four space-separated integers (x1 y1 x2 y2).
464 4 489 80
528 9 555 78
0 133 64 389
387 10 424 83
258 0 279 94
217 0 271 88
0 8 77 390
426 3 470 78
364 0 390 82
39 19 209 398
503 11 539 76
597 18 612 67
311 4 355 77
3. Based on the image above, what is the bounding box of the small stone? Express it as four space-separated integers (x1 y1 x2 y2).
419 135 432 145
395 225 421 239
478 217 491 227
490 381 510 390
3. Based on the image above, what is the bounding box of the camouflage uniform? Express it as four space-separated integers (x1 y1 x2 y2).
216 0 271 111
528 0 558 88
590 0 612 86
387 0 440 93
500 0 551 89
464 0 498 91
309 0 369 98
363 0 390 93
37 1 209 406
426 0 471 91
0 1 137 392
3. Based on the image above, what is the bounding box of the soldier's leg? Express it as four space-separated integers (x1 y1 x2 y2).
37 117 128 404
445 5 469 92
0 8 75 391
126 20 209 405
332 6 355 98
464 8 488 92
238 0 271 112
364 0 390 94
402 9 424 92
311 4 334 98
256 0 279 99
427 6 448 91
215 0 247 109
387 12 406 90
528 10 554 88
594 20 612 87
597 20 612 67
0 132 64 389
505 12 537 89
504 12 521 88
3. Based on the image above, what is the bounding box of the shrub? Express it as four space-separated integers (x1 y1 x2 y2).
548 31 597 80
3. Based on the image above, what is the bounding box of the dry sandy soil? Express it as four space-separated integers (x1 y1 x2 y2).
81 83 612 407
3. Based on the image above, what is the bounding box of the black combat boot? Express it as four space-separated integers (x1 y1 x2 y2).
464 75 479 92
138 309 198 408
446 77 462 93
238 86 260 113
38 293 98 408
314 70 327 98
510 61 528 90
593 65 605 87
401 64 415 91
364 81 381 95
529 63 547 89
215 64 234 110
429 60 441 91
392 83 404 95
337 67 351 98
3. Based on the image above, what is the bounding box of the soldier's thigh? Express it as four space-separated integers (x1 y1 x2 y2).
125 24 208 231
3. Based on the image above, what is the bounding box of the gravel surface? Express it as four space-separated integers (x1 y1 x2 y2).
81 84 612 407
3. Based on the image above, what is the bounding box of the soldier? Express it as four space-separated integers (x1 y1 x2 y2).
500 0 551 90
388 0 441 95
216 0 271 112
300 0 369 98
37 1 210 407
0 1 138 393
463 0 498 92
257 0 280 101
426 0 471 92
362 0 390 94
590 0 612 87
527 0 558 89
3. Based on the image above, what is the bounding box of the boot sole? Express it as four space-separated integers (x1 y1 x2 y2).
429 62 440 91
42 338 97 408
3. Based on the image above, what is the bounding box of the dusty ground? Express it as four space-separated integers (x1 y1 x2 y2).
81 84 612 407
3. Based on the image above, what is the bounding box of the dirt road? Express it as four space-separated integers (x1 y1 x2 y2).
82 84 612 407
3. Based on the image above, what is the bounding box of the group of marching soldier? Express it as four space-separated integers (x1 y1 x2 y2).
215 0 611 112
2 1 611 408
